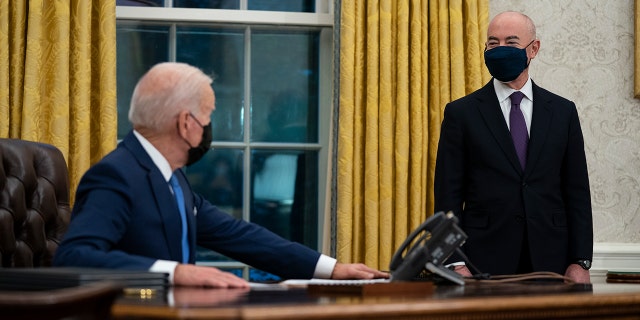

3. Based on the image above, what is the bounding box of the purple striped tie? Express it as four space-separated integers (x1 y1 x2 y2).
509 91 528 170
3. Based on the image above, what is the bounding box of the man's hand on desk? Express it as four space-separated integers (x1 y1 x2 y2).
330 263 390 280
452 265 473 277
174 264 250 288
564 264 591 284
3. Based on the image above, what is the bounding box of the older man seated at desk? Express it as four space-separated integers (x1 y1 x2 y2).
53 62 388 287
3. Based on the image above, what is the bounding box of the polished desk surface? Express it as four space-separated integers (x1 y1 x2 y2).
112 280 640 320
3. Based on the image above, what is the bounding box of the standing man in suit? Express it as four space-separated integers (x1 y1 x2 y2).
434 11 593 283
54 62 388 287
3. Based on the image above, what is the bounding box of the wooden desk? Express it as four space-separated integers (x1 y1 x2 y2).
112 281 640 319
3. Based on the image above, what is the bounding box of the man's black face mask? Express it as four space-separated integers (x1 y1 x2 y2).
484 40 534 82
186 122 212 166
184 112 212 166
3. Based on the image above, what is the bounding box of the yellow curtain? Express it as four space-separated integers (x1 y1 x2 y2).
0 1 117 204
337 0 489 269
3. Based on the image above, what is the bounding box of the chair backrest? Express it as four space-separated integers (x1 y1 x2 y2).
0 138 71 267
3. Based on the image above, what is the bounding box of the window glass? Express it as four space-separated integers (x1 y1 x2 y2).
173 0 239 9
116 0 315 11
248 0 315 12
196 247 232 262
117 0 163 6
186 148 244 220
176 26 245 142
116 23 169 138
251 150 318 248
250 30 319 143
223 268 281 282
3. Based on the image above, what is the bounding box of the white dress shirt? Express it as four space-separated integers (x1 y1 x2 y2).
493 77 534 135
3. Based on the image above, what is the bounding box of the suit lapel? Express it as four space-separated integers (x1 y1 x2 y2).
123 132 183 261
475 83 524 173
150 174 184 261
524 82 552 176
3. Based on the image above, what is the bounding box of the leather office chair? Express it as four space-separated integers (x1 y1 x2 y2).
0 138 71 267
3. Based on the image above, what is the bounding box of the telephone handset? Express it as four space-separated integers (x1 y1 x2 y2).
389 211 467 285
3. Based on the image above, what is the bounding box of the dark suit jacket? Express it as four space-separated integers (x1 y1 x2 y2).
53 132 320 279
434 80 593 276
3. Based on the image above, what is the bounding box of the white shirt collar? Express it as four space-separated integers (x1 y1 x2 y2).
133 130 174 182
493 77 533 104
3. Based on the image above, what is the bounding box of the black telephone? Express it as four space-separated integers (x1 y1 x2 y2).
389 211 467 285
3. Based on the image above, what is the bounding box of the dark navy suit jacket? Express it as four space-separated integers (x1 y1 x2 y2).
54 131 320 279
434 80 593 275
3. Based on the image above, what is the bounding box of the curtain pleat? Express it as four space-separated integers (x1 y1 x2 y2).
0 1 27 138
337 0 489 269
0 0 117 204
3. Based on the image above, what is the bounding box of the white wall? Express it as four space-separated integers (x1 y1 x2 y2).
490 0 640 279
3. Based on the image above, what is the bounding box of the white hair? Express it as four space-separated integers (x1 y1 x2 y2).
128 62 213 131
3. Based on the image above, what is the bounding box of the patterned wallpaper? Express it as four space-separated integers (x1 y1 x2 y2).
490 0 640 243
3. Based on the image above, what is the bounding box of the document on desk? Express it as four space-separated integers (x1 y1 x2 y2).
249 278 391 291
249 279 391 290
284 278 391 287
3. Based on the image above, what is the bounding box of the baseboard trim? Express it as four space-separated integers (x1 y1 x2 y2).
591 242 640 283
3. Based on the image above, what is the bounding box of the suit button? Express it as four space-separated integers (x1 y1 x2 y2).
522 182 527 187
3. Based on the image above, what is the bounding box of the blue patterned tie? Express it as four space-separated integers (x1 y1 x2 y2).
169 174 190 263
509 91 528 170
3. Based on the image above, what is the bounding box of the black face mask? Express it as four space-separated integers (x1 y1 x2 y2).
484 40 534 82
186 122 212 166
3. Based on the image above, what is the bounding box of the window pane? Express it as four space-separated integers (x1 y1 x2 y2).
248 0 315 12
170 0 314 11
116 0 163 6
186 148 244 220
116 23 170 139
248 268 280 282
222 268 281 282
196 247 233 262
251 30 319 143
251 150 318 249
177 26 245 142
173 0 239 9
